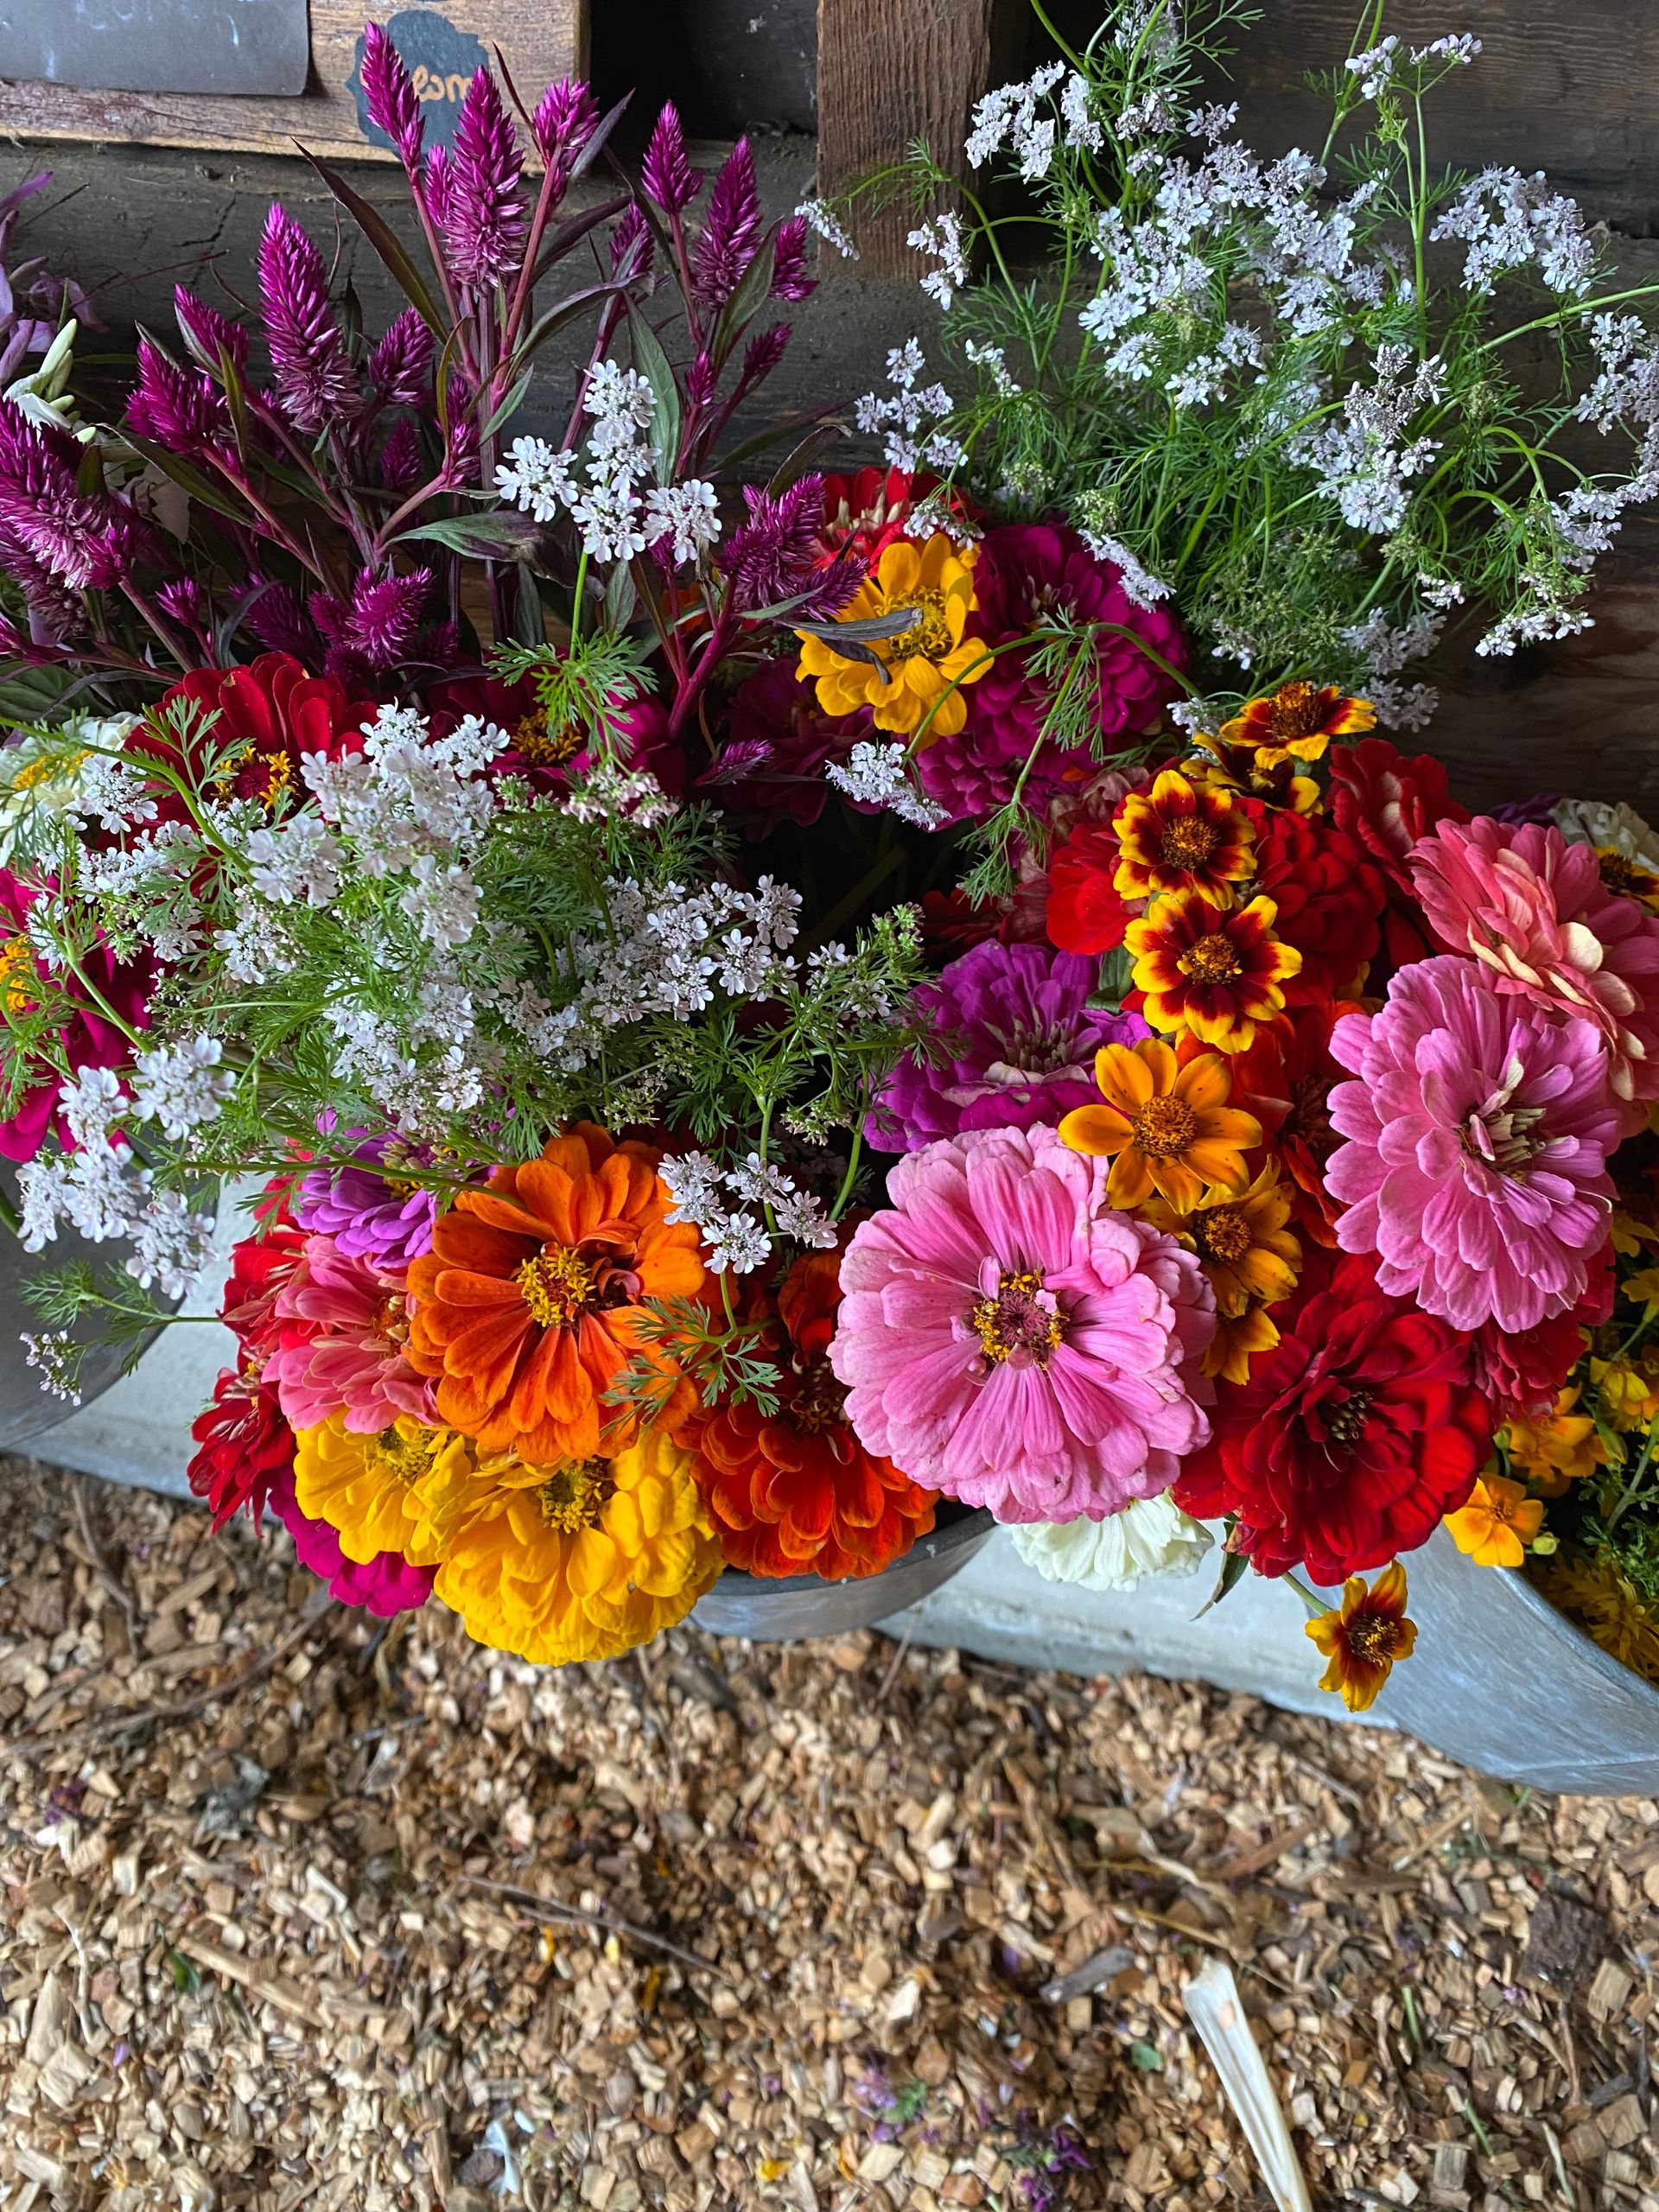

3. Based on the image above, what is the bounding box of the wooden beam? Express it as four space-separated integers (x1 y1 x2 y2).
0 0 587 163
816 0 1020 277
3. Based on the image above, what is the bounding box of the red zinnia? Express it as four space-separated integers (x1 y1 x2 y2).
811 467 966 567
685 1249 938 1580
137 652 376 816
220 1210 309 1361
1471 1243 1614 1419
1328 736 1469 972
187 1363 296 1530
1244 804 1385 1002
1173 1251 1491 1583
1228 1001 1353 1248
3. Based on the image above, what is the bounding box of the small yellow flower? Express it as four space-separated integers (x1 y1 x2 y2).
1059 1037 1262 1212
1306 1561 1415 1713
1444 1473 1545 1568
1500 1385 1607 1496
1591 1354 1659 1431
796 532 985 741
1596 845 1659 914
1142 1160 1301 1318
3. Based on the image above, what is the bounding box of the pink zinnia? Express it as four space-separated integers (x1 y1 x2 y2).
1409 816 1659 1128
829 1125 1215 1522
264 1234 435 1434
268 1465 434 1616
1326 956 1619 1335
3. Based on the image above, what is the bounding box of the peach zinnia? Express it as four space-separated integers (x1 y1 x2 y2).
1059 1038 1262 1212
1125 887 1301 1052
1112 769 1256 909
405 1125 707 1465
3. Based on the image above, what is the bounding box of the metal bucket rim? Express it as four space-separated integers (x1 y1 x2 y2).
1503 1556 1659 1716
702 1505 995 1604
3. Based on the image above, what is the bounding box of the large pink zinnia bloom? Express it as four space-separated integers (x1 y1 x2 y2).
1409 816 1659 1128
829 1124 1215 1522
264 1233 435 1433
1326 956 1618 1334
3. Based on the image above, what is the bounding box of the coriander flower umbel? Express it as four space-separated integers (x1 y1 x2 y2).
494 435 575 523
129 1034 235 1142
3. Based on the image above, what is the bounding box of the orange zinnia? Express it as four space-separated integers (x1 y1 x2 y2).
1112 768 1256 909
405 1124 707 1465
1125 887 1301 1052
1306 1561 1415 1713
1059 1037 1262 1213
686 1250 937 1580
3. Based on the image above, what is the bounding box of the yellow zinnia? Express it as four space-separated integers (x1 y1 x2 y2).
796 532 985 741
1142 1160 1301 1318
1591 1353 1659 1431
432 1427 723 1666
1500 1385 1606 1496
293 1414 474 1567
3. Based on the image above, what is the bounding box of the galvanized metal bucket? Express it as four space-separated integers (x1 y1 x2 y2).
690 1507 996 1641
1366 1528 1659 1795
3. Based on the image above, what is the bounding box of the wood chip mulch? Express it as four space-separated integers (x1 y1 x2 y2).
2 1452 1657 2212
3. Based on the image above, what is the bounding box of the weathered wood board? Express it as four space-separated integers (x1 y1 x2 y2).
0 0 586 162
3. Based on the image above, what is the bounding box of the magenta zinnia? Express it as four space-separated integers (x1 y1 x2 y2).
1326 956 1619 1334
830 1124 1215 1522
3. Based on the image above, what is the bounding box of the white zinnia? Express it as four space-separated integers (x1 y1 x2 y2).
1552 797 1659 876
1011 1495 1213 1592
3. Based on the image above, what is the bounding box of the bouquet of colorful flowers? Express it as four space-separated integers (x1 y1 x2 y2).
5 2 1659 1707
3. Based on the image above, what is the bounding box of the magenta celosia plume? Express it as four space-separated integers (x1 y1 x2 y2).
1409 815 1659 1129
265 1234 435 1434
1325 955 1619 1334
443 67 525 291
258 205 360 435
830 1124 1214 1522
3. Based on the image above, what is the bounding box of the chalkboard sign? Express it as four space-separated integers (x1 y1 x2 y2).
0 0 586 162
0 0 308 97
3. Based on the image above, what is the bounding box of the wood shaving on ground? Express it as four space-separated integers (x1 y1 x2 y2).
2 1454 1657 2212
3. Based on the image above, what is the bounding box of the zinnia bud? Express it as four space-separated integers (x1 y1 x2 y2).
693 138 761 308
360 21 424 172
640 103 700 215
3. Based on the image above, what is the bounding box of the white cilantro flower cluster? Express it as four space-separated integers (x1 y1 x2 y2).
1289 346 1445 534
1432 167 1596 298
661 1149 836 1277
825 741 949 830
1345 34 1481 100
907 212 969 310
854 341 963 476
493 362 721 571
966 62 1100 180
793 199 859 261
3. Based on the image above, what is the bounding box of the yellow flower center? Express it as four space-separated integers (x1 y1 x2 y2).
0 933 35 1015
1129 1096 1198 1160
971 1268 1064 1368
1177 935 1244 984
1344 1610 1399 1665
1159 815 1221 868
514 709 584 768
10 745 89 791
1268 682 1323 743
1192 1205 1253 1265
887 586 953 661
536 1459 613 1535
516 1246 596 1328
367 1425 442 1487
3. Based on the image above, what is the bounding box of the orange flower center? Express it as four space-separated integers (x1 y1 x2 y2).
1267 682 1322 743
516 1246 596 1328
971 1268 1064 1368
1129 1096 1198 1160
0 933 35 1015
791 1354 849 1434
1192 1205 1253 1265
514 709 584 768
536 1459 613 1535
1176 935 1244 984
1344 1610 1400 1665
1159 815 1221 868
1321 1387 1374 1457
887 586 952 660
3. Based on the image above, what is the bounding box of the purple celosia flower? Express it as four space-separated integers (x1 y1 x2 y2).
359 21 425 172
1488 792 1565 826
694 139 761 307
125 336 228 454
1326 953 1619 1334
685 350 718 413
641 103 700 214
296 1128 440 1272
174 284 247 372
532 75 601 198
156 577 208 632
366 307 434 409
269 1464 434 1616
0 405 137 591
257 205 360 434
378 416 424 492
868 940 1149 1151
738 323 791 397
245 575 323 664
719 473 858 617
310 566 434 674
916 524 1186 825
610 204 654 283
443 68 524 291
421 143 455 231
771 215 815 302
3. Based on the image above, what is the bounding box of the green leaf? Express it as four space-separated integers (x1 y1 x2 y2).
296 149 447 337
714 403 842 478
713 237 778 361
511 281 634 375
603 558 639 632
168 1949 201 1994
480 373 534 445
1192 1546 1249 1622
1128 2041 1163 2073
512 563 544 646
530 193 633 287
627 310 682 481
397 511 548 558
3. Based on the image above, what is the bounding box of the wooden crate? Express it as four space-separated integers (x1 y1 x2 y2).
0 0 586 162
